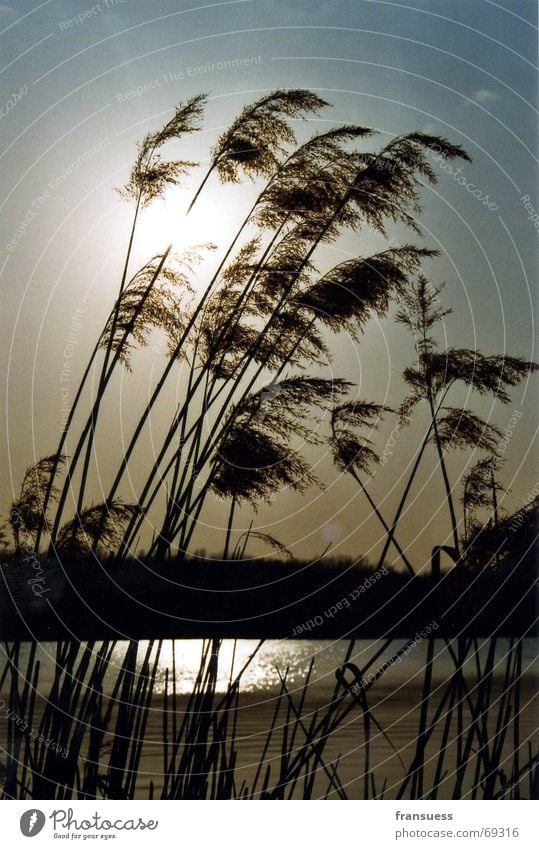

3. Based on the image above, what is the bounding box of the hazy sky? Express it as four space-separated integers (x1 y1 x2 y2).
1 0 537 568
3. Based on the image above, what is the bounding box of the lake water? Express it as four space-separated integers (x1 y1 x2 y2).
2 637 538 695
2 638 537 799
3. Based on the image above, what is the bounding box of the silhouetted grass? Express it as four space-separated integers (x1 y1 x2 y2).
1 636 536 800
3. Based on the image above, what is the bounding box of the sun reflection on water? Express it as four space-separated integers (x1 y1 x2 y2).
4 639 536 699
146 639 340 695
108 638 539 697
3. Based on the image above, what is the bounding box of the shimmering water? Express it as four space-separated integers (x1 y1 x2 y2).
1 638 537 798
3 638 537 695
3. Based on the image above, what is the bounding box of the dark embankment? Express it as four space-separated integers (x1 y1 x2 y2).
1 523 536 640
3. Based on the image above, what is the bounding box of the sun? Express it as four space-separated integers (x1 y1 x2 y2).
136 185 239 259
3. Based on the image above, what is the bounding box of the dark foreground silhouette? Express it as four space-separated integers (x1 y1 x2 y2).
1 500 536 640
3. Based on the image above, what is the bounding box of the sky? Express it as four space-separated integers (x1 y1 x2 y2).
0 0 537 568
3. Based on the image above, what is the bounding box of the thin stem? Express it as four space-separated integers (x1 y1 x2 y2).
160 349 202 548
428 392 460 554
34 333 102 553
186 162 216 214
348 467 415 575
152 370 210 560
375 386 453 571
223 498 236 560
77 193 143 514
491 469 499 529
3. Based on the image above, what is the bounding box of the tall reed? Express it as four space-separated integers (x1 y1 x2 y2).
2 636 535 800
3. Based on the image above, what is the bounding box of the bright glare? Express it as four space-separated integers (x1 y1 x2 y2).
108 639 338 694
137 186 239 258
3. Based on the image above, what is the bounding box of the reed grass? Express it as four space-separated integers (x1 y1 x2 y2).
1 634 536 800
10 90 498 567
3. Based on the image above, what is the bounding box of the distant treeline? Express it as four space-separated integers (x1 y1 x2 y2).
1 504 536 639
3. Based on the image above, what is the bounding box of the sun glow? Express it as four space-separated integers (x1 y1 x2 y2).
136 185 241 260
